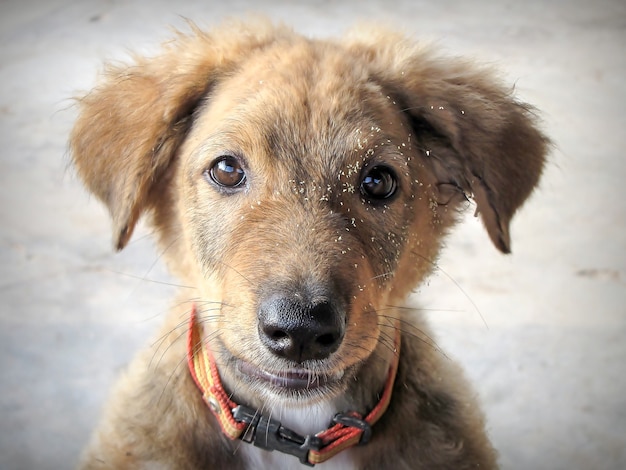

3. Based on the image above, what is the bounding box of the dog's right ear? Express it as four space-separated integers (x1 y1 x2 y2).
70 20 285 250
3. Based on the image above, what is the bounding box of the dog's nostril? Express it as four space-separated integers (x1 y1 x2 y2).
316 333 338 347
269 329 288 341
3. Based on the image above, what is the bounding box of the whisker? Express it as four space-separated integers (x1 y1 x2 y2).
147 298 213 350
123 235 187 300
150 320 191 371
413 251 488 329
157 325 223 406
343 338 379 358
384 304 466 314
105 269 195 290
366 302 450 360
150 301 223 370
216 259 254 286
370 271 394 281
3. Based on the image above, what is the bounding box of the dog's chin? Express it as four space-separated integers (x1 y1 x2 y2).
235 358 347 403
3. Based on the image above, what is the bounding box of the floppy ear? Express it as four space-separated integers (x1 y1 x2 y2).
70 20 287 250
397 76 549 254
348 30 549 253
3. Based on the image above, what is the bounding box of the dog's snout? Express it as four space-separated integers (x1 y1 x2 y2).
258 296 345 363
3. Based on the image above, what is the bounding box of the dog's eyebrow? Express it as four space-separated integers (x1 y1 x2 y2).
187 132 244 162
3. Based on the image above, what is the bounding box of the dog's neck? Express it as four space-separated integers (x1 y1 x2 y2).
237 401 365 470
187 305 400 466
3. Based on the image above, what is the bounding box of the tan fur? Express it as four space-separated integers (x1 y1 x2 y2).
71 18 548 469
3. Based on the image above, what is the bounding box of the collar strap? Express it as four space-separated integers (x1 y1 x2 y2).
187 304 401 467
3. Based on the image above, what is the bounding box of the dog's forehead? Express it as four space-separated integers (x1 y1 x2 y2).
186 41 409 181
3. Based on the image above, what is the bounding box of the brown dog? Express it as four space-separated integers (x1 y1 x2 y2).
70 19 547 469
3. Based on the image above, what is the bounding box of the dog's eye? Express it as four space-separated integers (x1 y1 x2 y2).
360 166 398 200
207 155 246 189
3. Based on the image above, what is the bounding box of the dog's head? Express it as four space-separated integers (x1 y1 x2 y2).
71 20 547 407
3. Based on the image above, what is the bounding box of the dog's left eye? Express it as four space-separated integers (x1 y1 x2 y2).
207 155 246 189
360 165 398 200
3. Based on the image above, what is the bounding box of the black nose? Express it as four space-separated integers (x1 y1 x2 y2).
258 296 345 363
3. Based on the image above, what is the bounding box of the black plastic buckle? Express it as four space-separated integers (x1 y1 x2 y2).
332 412 372 445
233 405 322 467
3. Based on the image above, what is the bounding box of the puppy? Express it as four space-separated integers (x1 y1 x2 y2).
70 19 548 469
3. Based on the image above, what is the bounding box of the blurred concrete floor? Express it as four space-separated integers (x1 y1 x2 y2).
1 0 625 468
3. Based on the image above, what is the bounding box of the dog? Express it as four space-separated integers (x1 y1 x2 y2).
70 18 548 469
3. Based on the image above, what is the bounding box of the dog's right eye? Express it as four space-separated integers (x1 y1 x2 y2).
206 155 246 189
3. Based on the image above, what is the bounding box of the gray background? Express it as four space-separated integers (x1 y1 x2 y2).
1 0 625 469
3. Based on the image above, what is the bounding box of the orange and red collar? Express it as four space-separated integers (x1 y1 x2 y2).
187 304 401 467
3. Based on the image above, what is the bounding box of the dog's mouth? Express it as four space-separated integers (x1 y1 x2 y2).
237 360 344 392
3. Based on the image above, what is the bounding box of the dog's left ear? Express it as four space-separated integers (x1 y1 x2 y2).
397 77 549 254
349 31 549 253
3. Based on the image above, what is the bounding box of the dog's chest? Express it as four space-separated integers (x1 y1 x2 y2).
240 445 357 470
239 403 358 470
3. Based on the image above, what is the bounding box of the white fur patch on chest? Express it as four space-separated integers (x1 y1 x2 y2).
240 446 357 470
239 401 358 470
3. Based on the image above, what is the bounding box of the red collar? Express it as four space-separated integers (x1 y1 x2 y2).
187 304 401 466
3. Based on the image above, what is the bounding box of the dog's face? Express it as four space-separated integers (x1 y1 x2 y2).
71 21 547 407
178 44 438 404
